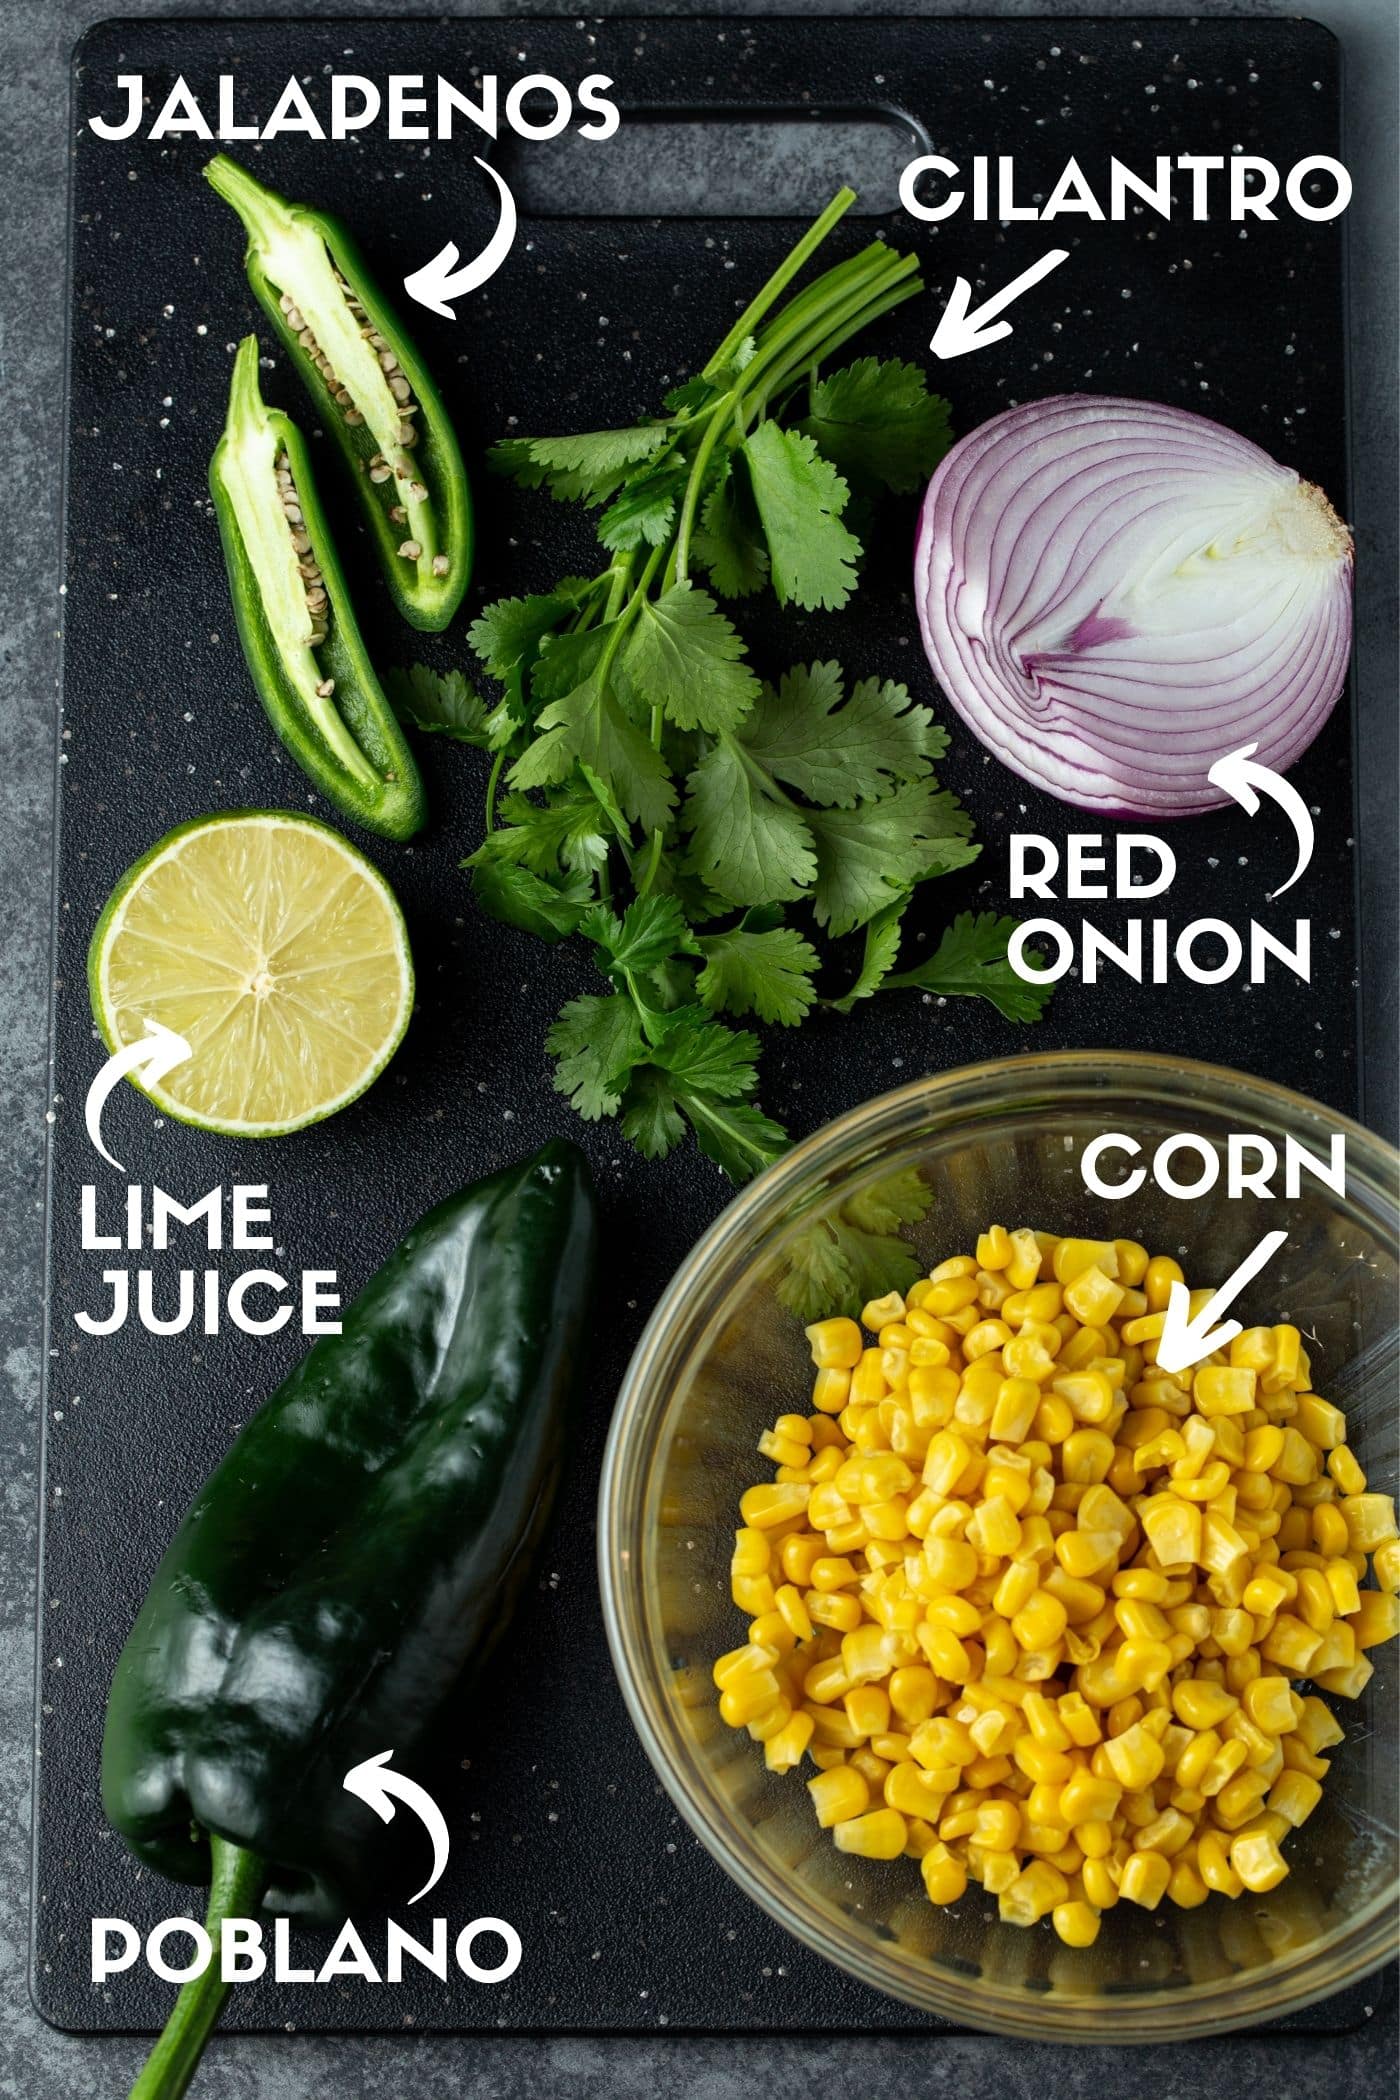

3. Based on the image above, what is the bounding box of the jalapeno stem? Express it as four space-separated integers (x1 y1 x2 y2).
128 1836 268 2100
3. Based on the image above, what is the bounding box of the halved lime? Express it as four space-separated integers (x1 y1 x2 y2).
88 810 414 1137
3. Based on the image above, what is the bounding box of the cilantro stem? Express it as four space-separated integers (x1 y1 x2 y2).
745 242 896 356
763 272 925 403
484 747 505 831
744 254 922 417
702 188 856 378
603 552 638 621
669 389 739 586
635 824 665 900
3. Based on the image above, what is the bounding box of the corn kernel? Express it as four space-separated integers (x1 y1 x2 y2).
719 1672 782 1727
1012 1590 1069 1651
1173 1679 1240 1730
833 1808 907 1858
1052 1238 1118 1286
1341 1492 1396 1551
1230 1829 1289 1892
1260 1615 1324 1673
1120 1851 1173 1909
1327 1446 1367 1496
1141 1496 1203 1569
1168 1857 1210 1910
808 1765 869 1827
1266 1769 1322 1827
812 1367 852 1414
1052 1899 1102 1948
885 1761 951 1819
1195 1365 1258 1417
1215 1769 1271 1828
974 1799 1022 1851
921 1840 969 1905
739 1482 810 1530
764 1709 815 1773
1350 1589 1399 1648
1103 1724 1165 1791
844 1685 891 1739
713 1642 779 1690
806 1317 863 1370
999 1861 1068 1925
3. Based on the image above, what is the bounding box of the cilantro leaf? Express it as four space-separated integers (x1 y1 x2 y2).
582 896 695 978
683 739 816 908
775 1170 930 1321
663 375 724 415
629 1001 790 1180
530 625 615 704
684 1096 789 1181
622 583 761 734
387 665 496 746
829 893 908 1013
800 357 953 494
775 1219 864 1321
619 1069 687 1158
505 425 670 484
547 993 646 1119
807 785 979 936
471 860 594 944
745 663 941 807
484 436 550 487
742 423 861 611
650 1008 763 1100
692 460 770 599
886 911 1057 1022
467 594 575 679
843 1166 932 1236
510 661 676 833
597 465 687 553
467 789 611 879
778 1218 924 1322
696 919 819 1026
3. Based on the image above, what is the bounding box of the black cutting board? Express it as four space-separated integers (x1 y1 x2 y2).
36 14 1365 2038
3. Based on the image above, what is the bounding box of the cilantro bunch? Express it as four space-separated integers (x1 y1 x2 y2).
392 191 1051 1182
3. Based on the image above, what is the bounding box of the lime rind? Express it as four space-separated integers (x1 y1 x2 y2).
87 809 414 1139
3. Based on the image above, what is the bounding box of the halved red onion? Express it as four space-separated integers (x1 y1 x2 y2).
913 395 1353 817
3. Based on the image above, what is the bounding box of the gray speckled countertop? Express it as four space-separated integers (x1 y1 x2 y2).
3 1 1396 2093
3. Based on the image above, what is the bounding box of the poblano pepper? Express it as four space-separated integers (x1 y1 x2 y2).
103 1140 596 2099
206 152 472 632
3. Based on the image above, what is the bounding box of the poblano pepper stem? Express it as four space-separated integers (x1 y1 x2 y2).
128 1837 268 2100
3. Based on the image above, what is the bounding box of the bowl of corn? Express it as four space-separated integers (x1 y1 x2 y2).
598 1052 1399 2038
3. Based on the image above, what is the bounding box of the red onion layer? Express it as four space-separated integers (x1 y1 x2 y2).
913 395 1353 817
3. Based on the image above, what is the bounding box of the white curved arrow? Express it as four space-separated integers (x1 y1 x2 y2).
343 1751 450 1906
86 1020 192 1171
1156 1230 1289 1375
929 249 1069 360
1207 743 1315 900
403 159 517 319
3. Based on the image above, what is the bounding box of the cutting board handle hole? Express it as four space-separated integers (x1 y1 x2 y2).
499 104 930 218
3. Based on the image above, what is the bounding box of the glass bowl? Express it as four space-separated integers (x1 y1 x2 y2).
598 1052 1399 2040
